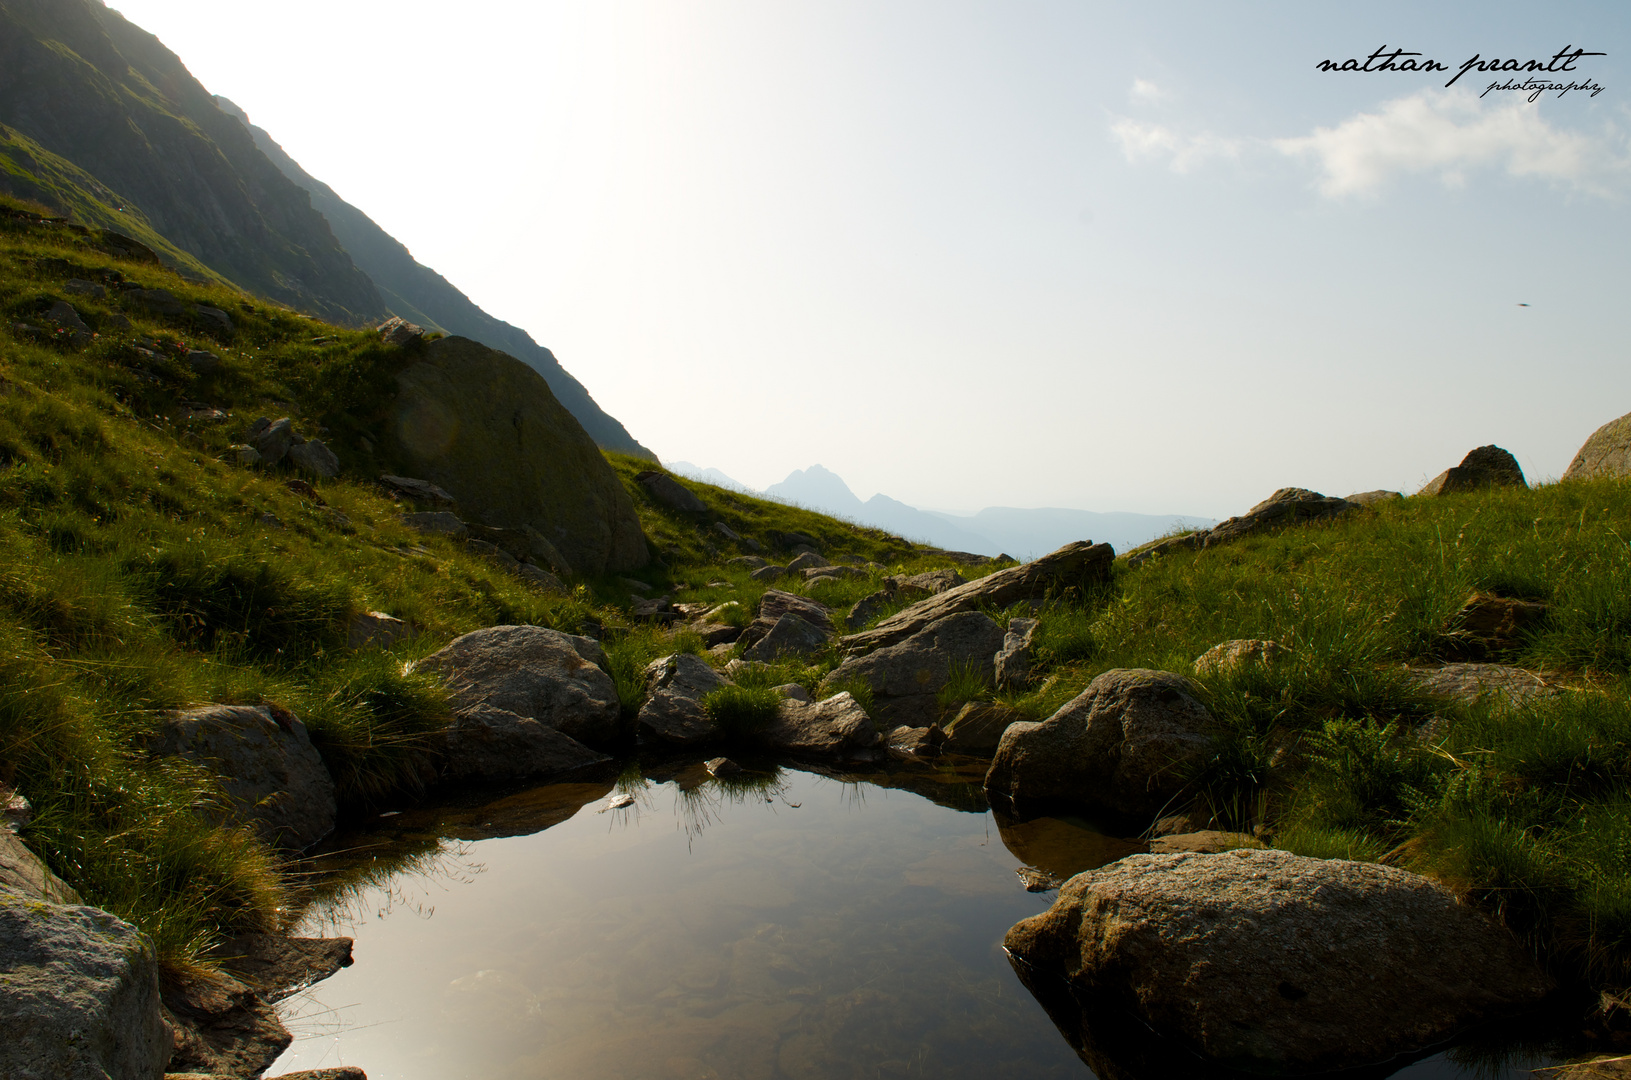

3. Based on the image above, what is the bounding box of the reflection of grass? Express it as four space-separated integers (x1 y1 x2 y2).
289 835 484 933
673 766 788 843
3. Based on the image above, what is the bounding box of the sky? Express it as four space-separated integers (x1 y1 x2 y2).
108 0 1630 518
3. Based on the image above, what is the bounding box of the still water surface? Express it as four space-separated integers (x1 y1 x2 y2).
269 761 1561 1080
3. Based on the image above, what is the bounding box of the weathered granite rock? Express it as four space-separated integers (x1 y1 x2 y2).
749 564 786 582
841 541 1113 655
636 470 708 512
47 299 90 332
192 305 234 337
252 417 295 465
0 892 172 1080
63 278 107 300
714 521 742 541
444 704 610 781
638 654 728 746
162 967 289 1077
774 683 812 702
417 625 621 748
347 610 412 651
1400 663 1558 707
759 590 833 631
846 589 899 630
1564 410 1631 481
1346 489 1403 507
380 474 455 503
943 702 1030 755
787 551 831 571
1146 830 1260 854
885 724 944 754
985 669 1214 816
377 315 427 346
517 563 566 592
389 337 648 574
212 934 353 1004
1420 445 1528 496
1193 638 1288 678
402 511 467 538
741 613 829 661
689 621 742 648
1005 849 1554 1074
822 611 1007 727
888 568 964 594
757 692 878 756
1444 593 1547 657
1 830 81 904
286 438 339 479
995 617 1039 688
1206 488 1356 547
147 705 337 851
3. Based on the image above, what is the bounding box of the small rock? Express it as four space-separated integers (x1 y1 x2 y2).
601 793 636 812
705 757 743 778
620 577 653 593
466 538 520 571
749 564 786 582
1346 489 1402 507
63 278 107 300
286 438 339 478
773 683 812 702
1400 662 1557 707
185 349 220 374
192 305 234 336
104 313 132 331
266 1070 368 1080
347 611 411 651
123 286 184 315
758 590 833 631
1 830 80 904
742 612 829 661
690 621 742 648
1444 593 1547 657
637 654 728 746
1205 488 1357 548
846 589 898 630
378 316 427 346
1 786 31 835
518 563 566 592
1194 638 1289 677
1016 866 1063 892
1420 445 1528 496
379 474 455 503
888 569 964 594
402 511 468 539
885 724 944 755
943 702 1028 754
994 617 1039 689
253 417 295 465
728 555 769 569
714 521 742 541
257 512 284 529
787 551 831 572
46 299 90 332
635 470 708 512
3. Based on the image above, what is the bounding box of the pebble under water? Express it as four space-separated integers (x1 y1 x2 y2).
269 760 1568 1080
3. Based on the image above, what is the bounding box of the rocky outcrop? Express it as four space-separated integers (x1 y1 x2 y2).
1004 849 1554 1075
985 669 1214 816
1420 445 1528 496
994 617 1038 688
1564 410 1631 481
756 692 878 757
147 704 338 851
1123 489 1356 566
637 654 727 746
636 470 708 512
417 626 621 756
1193 638 1287 677
387 337 648 575
821 612 1007 727
841 541 1113 655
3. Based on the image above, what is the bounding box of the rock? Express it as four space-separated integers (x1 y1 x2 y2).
631 596 679 623
63 278 107 299
417 625 622 748
804 574 840 588
689 621 742 648
637 654 728 746
192 305 234 336
943 702 1029 754
728 555 769 569
402 511 468 538
123 286 184 315
1120 530 1206 567
184 349 220 375
267 1071 369 1080
620 577 653 593
380 474 455 503
801 565 865 582
161 965 291 1077
0 893 173 1080
1 830 81 904
1346 489 1403 507
714 521 742 541
888 568 964 594
705 757 743 777
252 417 295 465
46 299 90 332
787 551 831 571
3 783 32 834
286 438 339 478
212 933 353 1004
389 337 649 574
845 589 900 630
741 613 830 661
1564 410 1631 481
775 530 821 549
148 705 338 851
995 617 1039 688
821 611 1007 727
885 724 944 754
749 564 786 582
1420 445 1528 496
1147 830 1260 854
758 589 835 632
521 524 574 577
635 470 708 512
1193 638 1288 677
377 316 427 346
756 692 878 756
444 703 610 781
1205 487 1356 547
347 611 411 651
773 683 812 702
985 669 1215 817
1004 849 1554 1074
1016 866 1063 892
466 538 521 571
841 541 1114 655
105 313 133 331
517 563 566 592
1400 662 1558 707
1444 593 1547 657
231 444 261 466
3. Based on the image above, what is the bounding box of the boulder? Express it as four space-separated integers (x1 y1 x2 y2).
714 521 742 541
995 617 1039 688
192 305 234 337
1443 593 1547 657
184 349 220 375
787 551 831 571
1346 489 1402 507
1400 662 1558 707
444 704 610 781
46 299 90 332
0 893 173 1080
517 563 566 592
1 829 81 905
122 286 184 315
887 568 964 594
758 590 832 631
1004 849 1554 1075
846 589 898 630
347 611 411 651
63 278 107 299
1420 445 1527 496
1193 638 1288 677
756 692 879 757
286 438 339 479
380 474 455 503
841 541 1113 655
1205 487 1356 547
821 611 1007 728
1564 410 1631 481
635 470 708 512
773 683 812 702
388 337 648 574
741 613 829 661
402 511 467 538
943 702 1029 755
418 626 620 749
637 654 728 746
749 564 786 582
1147 830 1260 854
985 669 1214 816
147 705 337 851
252 418 295 465
377 316 426 346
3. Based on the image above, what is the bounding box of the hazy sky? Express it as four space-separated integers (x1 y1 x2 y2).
110 0 1628 517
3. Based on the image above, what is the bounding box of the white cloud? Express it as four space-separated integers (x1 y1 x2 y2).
1129 78 1167 104
1109 119 1241 173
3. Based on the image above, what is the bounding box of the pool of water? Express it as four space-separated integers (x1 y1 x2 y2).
268 759 1568 1080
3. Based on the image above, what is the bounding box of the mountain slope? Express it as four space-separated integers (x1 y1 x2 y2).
216 97 654 459
0 0 385 325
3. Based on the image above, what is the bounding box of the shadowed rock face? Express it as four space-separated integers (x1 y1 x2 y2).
388 337 649 575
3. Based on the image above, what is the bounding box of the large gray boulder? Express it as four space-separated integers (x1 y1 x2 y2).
985 669 1214 816
147 705 337 851
1004 849 1554 1075
841 541 1113 655
1420 445 1527 496
756 692 879 756
444 704 610 782
1564 410 1631 481
741 613 829 661
417 625 621 750
0 891 173 1080
821 611 1007 728
637 654 728 746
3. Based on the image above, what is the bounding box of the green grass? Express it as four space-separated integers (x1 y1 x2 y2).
700 685 783 737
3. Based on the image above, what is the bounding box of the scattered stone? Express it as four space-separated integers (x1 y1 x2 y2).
635 470 708 512
123 286 184 315
1400 662 1558 707
252 417 295 465
1193 638 1289 677
417 625 622 749
466 538 521 571
729 555 769 569
1564 410 1631 481
985 669 1215 817
888 568 964 594
347 611 411 651
286 438 339 478
845 590 898 631
801 565 865 582
1420 445 1528 496
943 702 1029 755
821 611 1006 727
1346 489 1403 507
749 564 786 582
518 563 566 592
232 445 260 468
377 316 427 346
148 705 337 851
705 757 743 778
211 933 353 1004
995 617 1039 689
1206 487 1357 547
631 596 680 623
787 551 831 571
756 692 879 757
192 305 234 336
742 613 830 661
402 511 468 539
380 474 455 503
714 521 742 541
773 683 812 702
1444 593 1548 657
184 349 220 374
2 784 32 834
63 278 107 299
1016 866 1063 892
1148 830 1261 854
1 830 81 904
758 590 834 631
885 724 944 754
690 621 741 648
444 703 610 782
47 299 90 332
1004 849 1554 1075
841 541 1114 655
637 654 728 746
